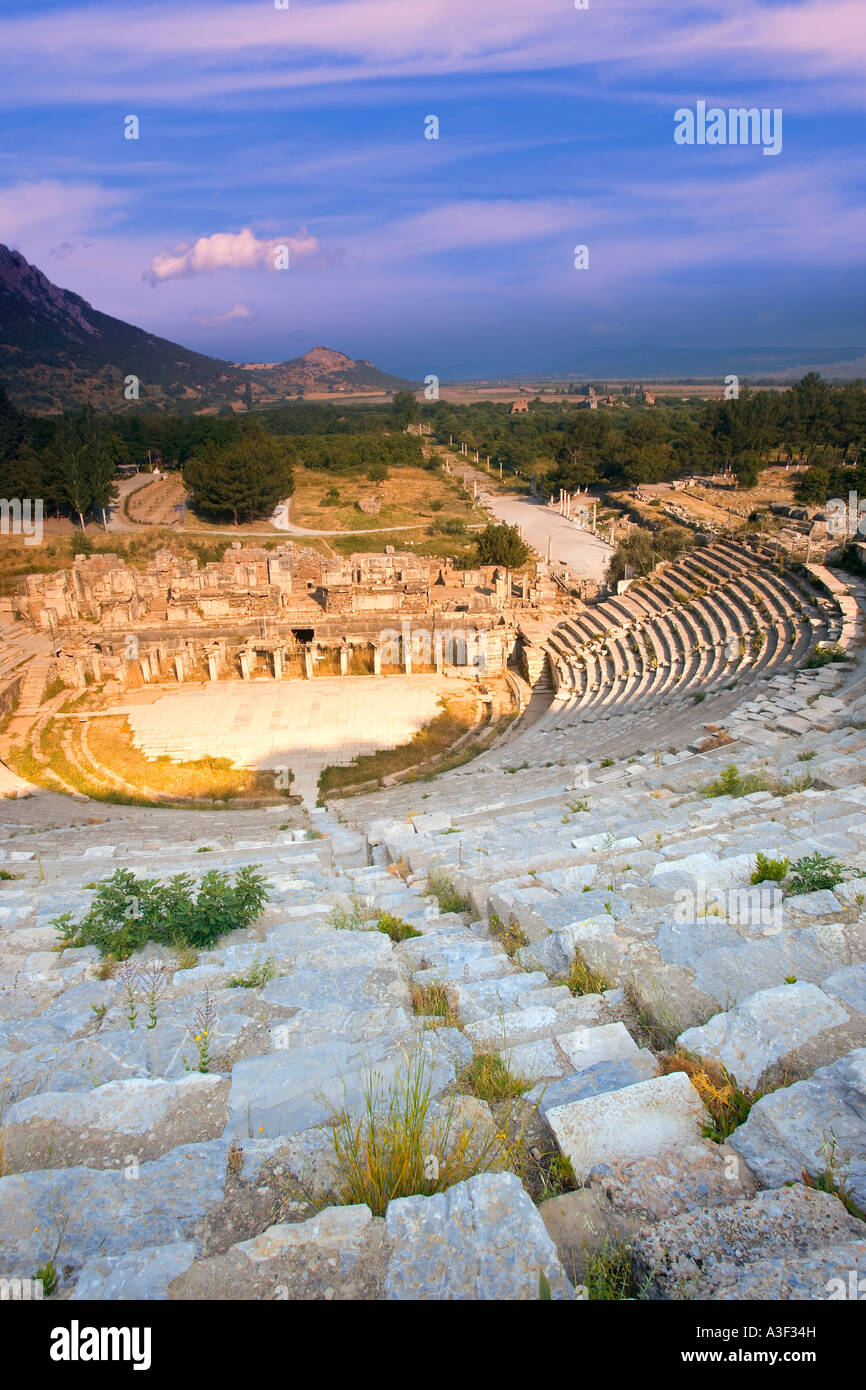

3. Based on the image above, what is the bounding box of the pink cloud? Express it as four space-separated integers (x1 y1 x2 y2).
146 227 320 283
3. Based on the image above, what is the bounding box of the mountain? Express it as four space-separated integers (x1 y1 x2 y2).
0 245 414 413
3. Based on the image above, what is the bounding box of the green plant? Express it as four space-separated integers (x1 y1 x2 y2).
583 1239 647 1300
797 750 817 761
427 870 471 915
560 950 610 997
409 979 460 1028
196 846 214 853
50 865 270 958
750 852 790 885
0 869 20 881
805 643 846 669
139 961 169 1027
488 911 527 957
184 988 216 1074
802 1133 866 1221
600 758 614 768
785 975 798 984
118 963 138 1030
90 1002 107 1020
458 1051 530 1101
325 1048 521 1216
228 954 276 989
375 911 422 943
33 1260 59 1297
329 895 371 931
538 1269 552 1300
787 851 852 895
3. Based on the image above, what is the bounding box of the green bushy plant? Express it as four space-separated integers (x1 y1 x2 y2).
52 865 270 959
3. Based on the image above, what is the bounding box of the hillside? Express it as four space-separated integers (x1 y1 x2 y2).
0 246 413 413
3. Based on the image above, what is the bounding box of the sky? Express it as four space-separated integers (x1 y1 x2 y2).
0 0 864 379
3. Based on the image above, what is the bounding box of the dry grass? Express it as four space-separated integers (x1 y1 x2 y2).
291 463 476 533
458 1051 531 1102
8 710 294 807
409 979 461 1029
324 1047 521 1216
318 694 478 794
557 950 611 997
658 1050 769 1141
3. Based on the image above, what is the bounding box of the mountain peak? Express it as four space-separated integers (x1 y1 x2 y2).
0 247 414 412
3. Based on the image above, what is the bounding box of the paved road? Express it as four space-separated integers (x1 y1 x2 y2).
456 465 614 582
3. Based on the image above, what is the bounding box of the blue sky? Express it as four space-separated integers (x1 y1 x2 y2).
0 0 864 378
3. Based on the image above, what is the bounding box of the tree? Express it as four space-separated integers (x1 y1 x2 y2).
49 406 117 530
475 522 531 569
391 390 420 428
183 423 294 525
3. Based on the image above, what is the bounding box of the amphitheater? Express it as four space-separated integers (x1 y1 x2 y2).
1 533 866 1301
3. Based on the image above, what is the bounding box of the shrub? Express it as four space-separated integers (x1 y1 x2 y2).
52 865 270 959
805 643 846 669
787 852 851 895
375 910 422 942
750 852 790 885
488 911 527 957
228 955 276 989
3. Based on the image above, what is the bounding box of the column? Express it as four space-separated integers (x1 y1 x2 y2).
402 620 412 674
173 655 185 683
303 646 314 680
372 642 382 676
239 649 253 680
340 644 349 676
207 652 220 682
272 648 283 680
434 630 444 673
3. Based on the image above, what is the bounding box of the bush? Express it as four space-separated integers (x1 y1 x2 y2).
375 910 422 942
53 866 270 959
787 852 849 895
750 852 790 885
805 643 846 668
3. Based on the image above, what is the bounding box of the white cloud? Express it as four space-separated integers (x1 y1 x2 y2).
146 227 320 283
190 303 256 325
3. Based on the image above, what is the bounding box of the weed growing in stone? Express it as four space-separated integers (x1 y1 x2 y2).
459 1052 530 1102
583 1239 647 1300
326 1048 518 1215
427 870 470 915
228 955 276 989
787 852 856 895
409 979 460 1029
488 911 527 957
559 950 610 997
51 865 270 958
750 853 790 884
802 1133 865 1222
375 911 422 943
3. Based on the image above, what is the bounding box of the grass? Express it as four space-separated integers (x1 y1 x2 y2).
583 1239 647 1300
659 1051 769 1141
458 1051 531 1102
701 763 812 800
427 870 471 915
8 709 292 807
488 911 527 957
324 1047 519 1216
328 896 371 931
318 695 479 795
557 950 611 997
409 979 461 1028
228 955 276 989
802 1135 866 1222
